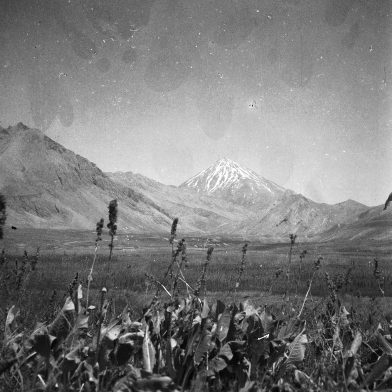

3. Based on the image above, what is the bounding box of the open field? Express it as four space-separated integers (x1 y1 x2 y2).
1 228 392 324
2 227 392 391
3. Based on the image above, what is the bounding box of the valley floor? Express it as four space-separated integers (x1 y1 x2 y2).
1 228 391 326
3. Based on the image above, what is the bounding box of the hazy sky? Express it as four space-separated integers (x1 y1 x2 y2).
0 0 391 206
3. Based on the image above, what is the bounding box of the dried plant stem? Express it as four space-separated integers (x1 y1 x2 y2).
145 274 172 298
107 200 118 267
298 271 315 319
86 244 98 308
108 236 114 263
233 243 248 300
172 240 186 296
95 288 107 365
285 234 297 296
194 246 214 298
178 276 194 292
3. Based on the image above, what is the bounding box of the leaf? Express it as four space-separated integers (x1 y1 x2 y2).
185 324 201 359
194 330 212 365
239 381 255 392
77 284 83 299
340 306 350 327
152 310 162 336
215 300 226 319
63 296 75 312
76 314 89 330
101 319 122 342
115 342 135 366
348 331 362 356
344 331 362 380
219 343 233 361
234 311 246 324
48 297 75 340
82 362 98 386
115 332 143 366
286 333 308 365
240 299 257 317
364 353 392 386
31 326 51 360
208 356 228 375
121 307 132 328
65 345 82 364
119 331 145 342
333 324 343 353
246 314 264 339
201 298 210 319
192 315 202 327
112 367 140 392
294 369 311 384
142 326 156 373
135 376 174 391
376 330 392 355
277 318 304 340
216 308 231 342
259 308 275 335
5 306 19 340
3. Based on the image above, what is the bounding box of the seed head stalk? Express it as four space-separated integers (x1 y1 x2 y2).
147 218 179 310
373 258 385 297
172 239 187 297
194 246 214 298
0 194 6 240
106 200 118 290
285 234 297 296
234 243 249 302
297 256 322 318
107 200 118 264
86 218 104 308
95 287 107 365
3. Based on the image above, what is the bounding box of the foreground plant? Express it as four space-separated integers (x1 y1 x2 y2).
0 194 6 240
86 218 104 308
107 199 118 263
2 217 392 392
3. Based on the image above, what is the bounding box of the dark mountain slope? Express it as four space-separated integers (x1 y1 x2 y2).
0 123 173 232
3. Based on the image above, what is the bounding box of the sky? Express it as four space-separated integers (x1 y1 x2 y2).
0 0 391 206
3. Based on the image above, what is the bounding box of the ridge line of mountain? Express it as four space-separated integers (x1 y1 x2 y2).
2 122 389 242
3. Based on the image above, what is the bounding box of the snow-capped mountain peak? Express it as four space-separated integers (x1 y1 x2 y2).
180 158 285 203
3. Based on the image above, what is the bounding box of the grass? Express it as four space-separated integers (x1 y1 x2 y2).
2 223 392 391
1 233 392 328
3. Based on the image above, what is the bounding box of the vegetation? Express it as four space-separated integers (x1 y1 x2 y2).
1 198 392 391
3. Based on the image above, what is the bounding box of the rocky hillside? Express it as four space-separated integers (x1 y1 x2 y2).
1 123 387 241
0 123 174 232
316 205 392 242
108 169 370 240
107 171 253 234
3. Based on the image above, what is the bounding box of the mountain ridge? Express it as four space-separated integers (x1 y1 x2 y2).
180 157 288 207
1 123 388 241
0 123 175 232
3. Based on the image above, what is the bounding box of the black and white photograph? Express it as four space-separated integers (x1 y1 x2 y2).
0 0 391 391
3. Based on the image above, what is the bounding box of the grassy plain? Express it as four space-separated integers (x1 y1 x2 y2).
1 228 391 327
2 227 392 391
